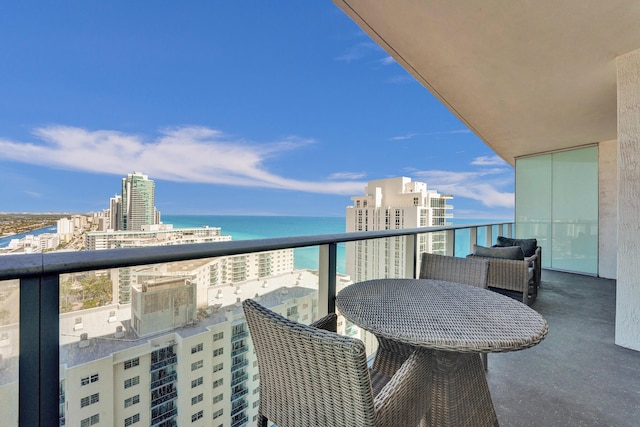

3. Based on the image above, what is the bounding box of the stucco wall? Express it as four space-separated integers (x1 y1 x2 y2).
616 49 640 351
598 139 617 279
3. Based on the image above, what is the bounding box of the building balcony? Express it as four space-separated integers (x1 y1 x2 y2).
150 355 177 371
2 221 638 426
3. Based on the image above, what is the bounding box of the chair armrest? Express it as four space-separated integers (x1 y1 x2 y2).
310 313 337 332
374 349 431 427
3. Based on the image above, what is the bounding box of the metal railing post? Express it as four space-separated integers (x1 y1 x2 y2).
445 229 455 256
404 234 417 278
19 274 59 427
486 225 493 247
470 227 478 254
318 243 337 316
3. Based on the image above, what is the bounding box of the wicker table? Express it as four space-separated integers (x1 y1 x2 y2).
335 278 548 427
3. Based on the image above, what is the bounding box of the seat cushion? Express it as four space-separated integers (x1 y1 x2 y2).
496 236 538 257
473 244 525 260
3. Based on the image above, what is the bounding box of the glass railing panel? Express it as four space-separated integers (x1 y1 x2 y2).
0 279 18 427
57 251 335 426
454 228 472 257
477 227 488 248
5 221 510 427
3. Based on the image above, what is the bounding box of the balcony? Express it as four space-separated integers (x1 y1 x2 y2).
1 221 638 426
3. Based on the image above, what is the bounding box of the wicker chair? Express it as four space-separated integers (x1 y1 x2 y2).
243 298 431 427
374 253 491 377
467 248 538 305
494 236 542 290
419 252 489 287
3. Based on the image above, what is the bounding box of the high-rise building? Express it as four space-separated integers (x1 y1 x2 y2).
108 194 122 231
346 177 453 282
119 172 160 231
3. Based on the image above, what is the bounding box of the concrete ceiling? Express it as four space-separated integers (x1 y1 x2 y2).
333 0 640 165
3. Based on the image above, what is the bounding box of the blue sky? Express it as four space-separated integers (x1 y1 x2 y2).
0 2 514 219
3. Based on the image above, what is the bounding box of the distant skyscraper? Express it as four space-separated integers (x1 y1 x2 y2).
119 172 160 231
108 194 121 231
346 177 453 282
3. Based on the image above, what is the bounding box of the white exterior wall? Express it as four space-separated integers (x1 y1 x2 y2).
85 227 232 250
598 139 618 279
616 49 640 351
57 218 74 235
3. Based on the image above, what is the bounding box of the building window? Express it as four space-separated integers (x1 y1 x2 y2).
213 362 223 373
192 410 204 422
191 377 203 388
124 376 139 389
191 393 203 405
213 409 223 420
80 393 99 408
124 357 139 369
80 414 99 427
213 393 223 404
191 343 203 354
124 413 140 426
81 373 99 386
191 360 203 371
213 378 224 388
213 332 224 342
213 347 224 357
124 394 140 408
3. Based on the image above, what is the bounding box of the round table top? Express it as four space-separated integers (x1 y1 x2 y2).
336 278 548 353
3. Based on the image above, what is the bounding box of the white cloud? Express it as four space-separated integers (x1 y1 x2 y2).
390 132 418 141
328 172 367 180
471 155 508 166
334 41 380 62
386 74 415 85
379 56 396 65
413 168 514 208
0 126 366 195
24 191 43 198
389 129 471 141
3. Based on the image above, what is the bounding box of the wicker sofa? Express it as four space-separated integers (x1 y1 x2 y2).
494 236 542 290
468 243 539 305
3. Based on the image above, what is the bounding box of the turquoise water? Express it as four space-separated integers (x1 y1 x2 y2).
163 215 347 272
162 215 511 272
0 225 57 248
0 215 511 271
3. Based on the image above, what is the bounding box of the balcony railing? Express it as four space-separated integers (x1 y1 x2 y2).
0 221 512 427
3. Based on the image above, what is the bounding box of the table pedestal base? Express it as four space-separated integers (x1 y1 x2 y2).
430 351 498 427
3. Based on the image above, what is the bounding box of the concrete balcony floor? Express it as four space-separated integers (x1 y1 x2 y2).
487 270 640 426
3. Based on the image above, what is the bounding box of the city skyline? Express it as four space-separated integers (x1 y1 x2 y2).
0 2 514 219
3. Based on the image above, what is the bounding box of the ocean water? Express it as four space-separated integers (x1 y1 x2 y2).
1 215 511 272
163 215 511 272
0 225 57 248
163 215 347 272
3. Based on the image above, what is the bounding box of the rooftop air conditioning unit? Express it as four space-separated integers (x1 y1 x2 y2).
79 333 90 348
114 326 125 338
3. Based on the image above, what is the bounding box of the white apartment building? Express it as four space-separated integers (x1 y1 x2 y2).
50 269 353 427
346 177 453 282
57 218 74 235
118 249 295 308
86 224 232 251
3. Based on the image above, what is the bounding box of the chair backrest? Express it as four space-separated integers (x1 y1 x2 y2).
242 298 377 427
419 252 489 288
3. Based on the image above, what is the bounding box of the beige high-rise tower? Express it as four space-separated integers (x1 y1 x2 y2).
346 177 453 282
